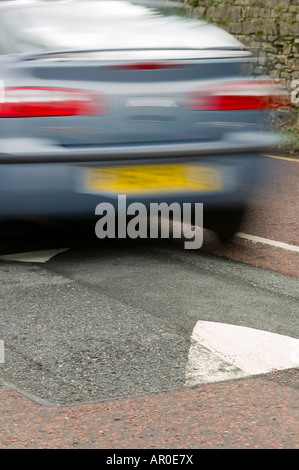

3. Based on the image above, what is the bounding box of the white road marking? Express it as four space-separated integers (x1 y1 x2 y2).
236 232 299 253
0 248 69 263
185 321 299 386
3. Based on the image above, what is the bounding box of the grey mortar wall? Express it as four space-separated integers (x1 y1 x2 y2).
179 0 299 84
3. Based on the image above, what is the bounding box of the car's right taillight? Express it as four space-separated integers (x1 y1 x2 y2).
0 87 109 118
185 81 292 111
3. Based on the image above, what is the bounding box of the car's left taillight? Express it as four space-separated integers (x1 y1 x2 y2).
0 87 109 117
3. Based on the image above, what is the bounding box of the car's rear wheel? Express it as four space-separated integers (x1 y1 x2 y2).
203 206 246 243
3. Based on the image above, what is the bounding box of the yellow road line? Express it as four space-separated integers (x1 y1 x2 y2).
263 154 299 162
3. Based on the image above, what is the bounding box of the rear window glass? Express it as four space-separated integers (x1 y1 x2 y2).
0 0 196 54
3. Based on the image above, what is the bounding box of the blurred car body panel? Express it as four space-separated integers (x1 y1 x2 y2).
0 0 290 240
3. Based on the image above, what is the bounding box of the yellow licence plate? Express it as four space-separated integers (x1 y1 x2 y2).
85 164 223 194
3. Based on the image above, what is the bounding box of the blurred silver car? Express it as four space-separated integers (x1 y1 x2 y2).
0 0 291 241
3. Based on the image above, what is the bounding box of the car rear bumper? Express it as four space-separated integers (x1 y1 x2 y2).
0 131 279 164
0 150 263 220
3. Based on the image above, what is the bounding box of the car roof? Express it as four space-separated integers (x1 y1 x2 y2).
0 0 250 58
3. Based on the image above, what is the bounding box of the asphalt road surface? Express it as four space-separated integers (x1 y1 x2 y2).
0 153 298 449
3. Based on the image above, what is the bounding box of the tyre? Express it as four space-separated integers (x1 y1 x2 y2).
203 206 246 243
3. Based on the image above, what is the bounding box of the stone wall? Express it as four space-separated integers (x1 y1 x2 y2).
179 0 299 84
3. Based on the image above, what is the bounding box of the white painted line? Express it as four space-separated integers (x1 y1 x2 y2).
0 248 70 263
185 338 246 386
236 232 299 253
185 321 299 386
